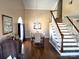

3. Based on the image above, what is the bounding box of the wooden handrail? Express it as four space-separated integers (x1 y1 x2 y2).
66 16 79 33
50 11 63 52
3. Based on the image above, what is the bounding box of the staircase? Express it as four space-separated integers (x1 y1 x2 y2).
49 22 79 56
49 11 79 56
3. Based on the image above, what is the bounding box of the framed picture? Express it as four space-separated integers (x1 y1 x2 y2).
2 15 13 34
33 22 41 29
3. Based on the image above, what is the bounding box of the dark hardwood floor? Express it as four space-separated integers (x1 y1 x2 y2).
24 39 79 59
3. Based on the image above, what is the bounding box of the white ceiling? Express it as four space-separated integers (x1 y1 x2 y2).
23 0 58 10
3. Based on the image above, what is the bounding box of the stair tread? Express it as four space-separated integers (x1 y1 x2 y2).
58 25 67 27
64 37 74 39
64 38 75 40
63 47 79 50
64 35 74 37
63 34 73 35
61 30 69 31
63 45 78 47
58 46 79 51
63 39 75 41
57 42 77 44
57 23 65 25
64 36 74 39
61 31 70 33
62 32 71 33
61 30 69 32
59 26 67 28
63 41 76 43
57 43 77 47
63 50 79 52
56 42 77 46
55 39 76 42
63 34 73 36
63 33 72 35
59 27 68 29
63 43 77 46
59 29 68 30
60 52 79 56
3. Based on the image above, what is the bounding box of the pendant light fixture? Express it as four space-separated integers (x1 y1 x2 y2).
33 0 41 31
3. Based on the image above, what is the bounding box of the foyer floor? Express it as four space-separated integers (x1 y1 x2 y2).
24 39 79 59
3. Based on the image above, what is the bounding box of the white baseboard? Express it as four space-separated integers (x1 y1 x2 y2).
25 35 49 39
25 36 30 39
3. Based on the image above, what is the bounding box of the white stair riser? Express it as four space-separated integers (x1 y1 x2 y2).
59 27 67 29
61 31 69 32
57 43 77 47
56 39 76 42
63 43 77 46
61 52 79 56
63 40 76 42
64 36 74 38
55 39 76 42
63 47 79 50
61 30 69 32
63 33 72 35
55 42 77 45
57 23 65 25
58 25 67 27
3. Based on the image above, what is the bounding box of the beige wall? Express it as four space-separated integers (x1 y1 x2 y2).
25 9 51 38
0 0 25 36
62 0 79 29
62 0 79 17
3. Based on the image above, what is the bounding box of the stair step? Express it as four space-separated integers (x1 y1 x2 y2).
64 36 74 38
61 31 70 33
63 47 79 51
58 25 67 27
61 30 69 32
63 34 73 37
63 38 76 43
57 23 65 25
63 50 79 52
55 39 76 43
63 34 72 36
61 52 79 56
61 30 69 31
59 27 68 30
63 41 76 43
62 32 72 35
54 38 76 43
64 37 74 39
57 43 77 47
63 46 78 47
63 43 77 46
63 39 76 42
58 26 67 28
61 30 69 33
59 28 68 30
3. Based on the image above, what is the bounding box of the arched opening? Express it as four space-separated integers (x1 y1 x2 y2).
17 17 25 42
17 16 25 54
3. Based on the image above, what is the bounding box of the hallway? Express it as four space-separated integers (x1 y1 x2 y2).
23 39 79 59
24 39 60 59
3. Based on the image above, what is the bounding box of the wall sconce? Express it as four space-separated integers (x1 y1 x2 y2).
69 0 73 4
